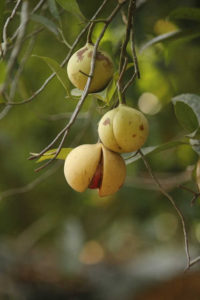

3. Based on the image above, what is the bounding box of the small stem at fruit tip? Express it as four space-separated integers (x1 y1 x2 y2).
87 22 95 44
89 18 108 24
79 70 93 78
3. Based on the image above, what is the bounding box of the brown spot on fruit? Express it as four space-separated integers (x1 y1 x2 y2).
103 118 110 126
132 134 136 138
96 52 112 67
140 124 144 131
76 47 88 62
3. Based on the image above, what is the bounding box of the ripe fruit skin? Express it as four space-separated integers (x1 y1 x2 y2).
99 144 126 197
64 144 102 193
67 43 114 93
196 159 200 192
64 143 126 197
98 104 149 153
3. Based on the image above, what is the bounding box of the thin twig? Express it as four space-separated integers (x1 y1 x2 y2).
8 0 109 105
0 105 11 120
10 26 43 47
117 0 136 102
119 0 134 73
58 28 72 49
130 0 140 79
117 57 128 103
0 162 61 202
119 0 139 95
139 149 191 270
0 35 36 120
1 1 29 96
10 36 36 99
87 22 95 44
10 0 46 42
2 0 22 56
179 184 200 206
188 256 200 268
31 0 46 14
131 30 140 78
179 184 199 196
122 71 136 93
23 27 44 41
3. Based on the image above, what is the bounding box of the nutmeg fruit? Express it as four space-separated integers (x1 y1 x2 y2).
64 143 126 197
98 104 149 153
67 43 114 93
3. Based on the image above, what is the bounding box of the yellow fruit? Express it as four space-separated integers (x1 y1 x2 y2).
64 143 126 197
67 43 114 93
98 104 149 153
196 159 200 192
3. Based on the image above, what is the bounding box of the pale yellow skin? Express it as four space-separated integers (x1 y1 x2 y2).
67 43 114 93
196 159 200 192
64 143 126 197
100 144 126 197
64 144 102 193
98 104 149 153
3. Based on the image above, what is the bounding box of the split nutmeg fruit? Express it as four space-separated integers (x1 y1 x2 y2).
67 43 114 93
64 143 126 197
98 104 149 153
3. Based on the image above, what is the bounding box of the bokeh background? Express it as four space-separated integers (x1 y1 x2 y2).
0 0 200 299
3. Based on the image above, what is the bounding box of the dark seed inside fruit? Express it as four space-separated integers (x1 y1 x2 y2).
89 159 103 189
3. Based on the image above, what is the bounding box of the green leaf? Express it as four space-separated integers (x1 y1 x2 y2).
31 14 58 36
186 128 200 140
140 31 180 52
93 77 117 104
70 79 117 104
33 55 70 95
48 0 60 20
124 140 187 165
56 0 85 20
172 94 200 133
170 7 200 23
34 148 73 163
70 88 83 97
140 29 200 53
190 139 200 156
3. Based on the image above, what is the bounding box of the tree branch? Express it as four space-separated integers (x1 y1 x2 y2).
117 0 137 101
2 0 22 56
139 149 191 270
0 162 61 202
1 1 29 96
